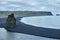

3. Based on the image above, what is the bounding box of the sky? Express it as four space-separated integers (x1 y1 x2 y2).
0 0 60 15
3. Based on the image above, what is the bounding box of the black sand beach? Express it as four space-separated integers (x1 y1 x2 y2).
0 17 60 39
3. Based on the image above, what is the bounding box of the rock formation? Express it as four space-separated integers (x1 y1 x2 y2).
6 13 16 28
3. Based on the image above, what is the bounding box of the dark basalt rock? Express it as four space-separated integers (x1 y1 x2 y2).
5 13 16 31
56 14 60 16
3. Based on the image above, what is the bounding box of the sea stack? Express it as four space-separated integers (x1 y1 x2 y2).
5 13 16 31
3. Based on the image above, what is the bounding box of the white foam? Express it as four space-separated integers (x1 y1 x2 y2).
20 16 60 29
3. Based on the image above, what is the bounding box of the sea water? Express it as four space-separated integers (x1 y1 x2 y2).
20 16 60 29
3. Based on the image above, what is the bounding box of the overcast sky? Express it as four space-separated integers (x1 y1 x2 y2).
0 0 60 15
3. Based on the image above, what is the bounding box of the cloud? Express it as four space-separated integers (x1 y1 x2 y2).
39 6 47 10
0 1 8 4
0 0 60 15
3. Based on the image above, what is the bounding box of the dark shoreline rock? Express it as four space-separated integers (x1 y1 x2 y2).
6 13 16 29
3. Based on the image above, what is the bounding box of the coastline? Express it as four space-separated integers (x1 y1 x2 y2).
0 16 60 39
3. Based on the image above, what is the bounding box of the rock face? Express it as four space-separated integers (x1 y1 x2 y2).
56 14 60 16
6 13 16 28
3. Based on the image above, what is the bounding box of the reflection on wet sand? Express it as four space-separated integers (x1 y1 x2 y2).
0 28 58 40
6 32 16 40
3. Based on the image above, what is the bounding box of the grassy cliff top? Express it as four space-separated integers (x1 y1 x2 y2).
0 11 53 18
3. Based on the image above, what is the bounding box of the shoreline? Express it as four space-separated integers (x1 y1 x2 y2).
0 16 60 39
